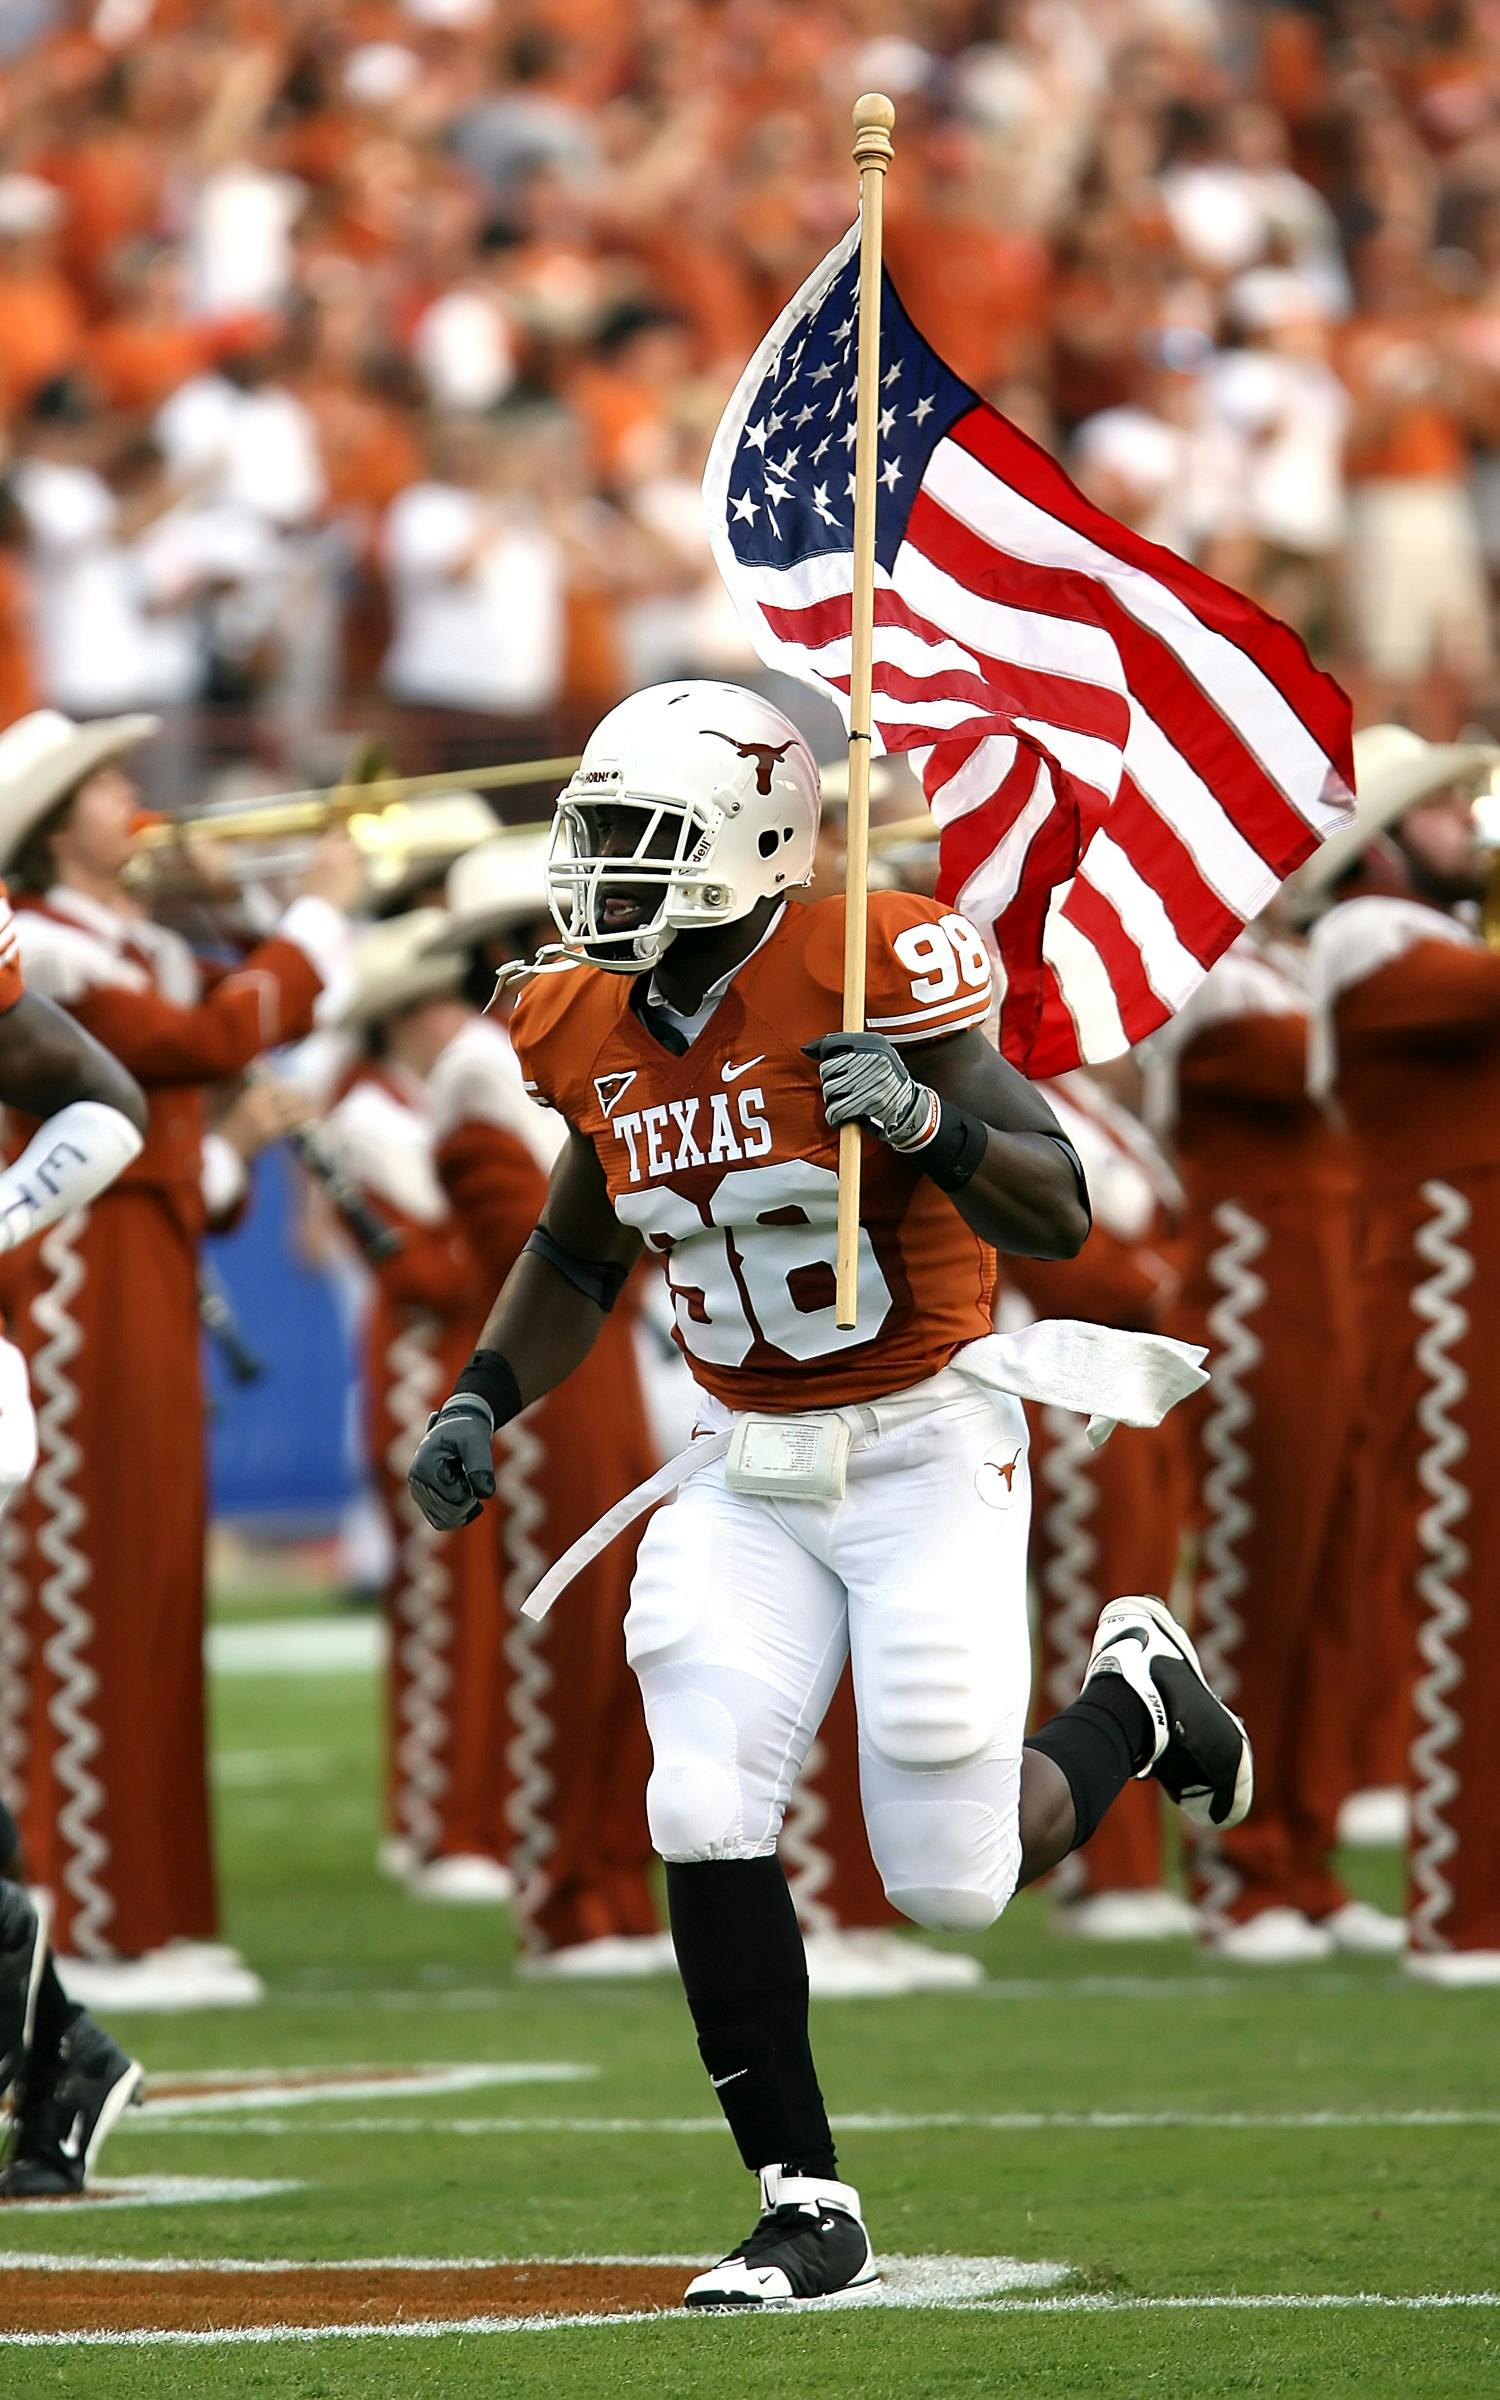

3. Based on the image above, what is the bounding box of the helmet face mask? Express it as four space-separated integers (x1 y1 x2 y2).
542 682 821 975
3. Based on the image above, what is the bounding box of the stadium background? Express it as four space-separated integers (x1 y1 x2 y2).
1 3 1498 2390
6 0 1500 1523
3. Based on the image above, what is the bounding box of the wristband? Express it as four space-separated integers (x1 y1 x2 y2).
920 1099 989 1192
451 1348 523 1427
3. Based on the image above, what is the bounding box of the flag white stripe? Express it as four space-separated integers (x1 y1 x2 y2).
1041 910 1128 1057
923 440 1342 819
894 542 1126 693
1079 834 1209 1010
1122 708 1287 905
926 735 1022 828
954 756 1056 935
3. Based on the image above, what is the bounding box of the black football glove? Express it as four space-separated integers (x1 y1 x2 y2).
803 1031 941 1153
407 1394 497 1531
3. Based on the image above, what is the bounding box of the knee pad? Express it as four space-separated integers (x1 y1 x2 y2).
643 1689 760 1863
861 1613 997 1772
865 1796 1020 1933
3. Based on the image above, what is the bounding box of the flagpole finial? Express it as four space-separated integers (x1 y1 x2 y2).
852 92 895 171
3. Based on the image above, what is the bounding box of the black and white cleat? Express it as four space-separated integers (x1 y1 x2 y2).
684 2167 879 2310
1086 1594 1254 1832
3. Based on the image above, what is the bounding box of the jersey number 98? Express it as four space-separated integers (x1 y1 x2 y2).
618 1160 893 1367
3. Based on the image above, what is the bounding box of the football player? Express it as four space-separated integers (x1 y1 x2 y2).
410 682 1251 2308
0 892 149 2195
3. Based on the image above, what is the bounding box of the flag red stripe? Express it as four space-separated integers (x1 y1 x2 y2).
949 407 1354 781
912 485 1318 871
761 582 1130 749
1106 778 1245 969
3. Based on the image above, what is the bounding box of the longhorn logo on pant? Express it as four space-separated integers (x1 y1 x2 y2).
703 731 796 794
976 1444 1026 1510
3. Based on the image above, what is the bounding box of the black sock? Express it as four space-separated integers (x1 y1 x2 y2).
666 1857 838 2183
28 1957 81 2085
1026 1676 1153 1851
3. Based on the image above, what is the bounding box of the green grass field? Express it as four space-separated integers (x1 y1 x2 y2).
4 1598 1497 2397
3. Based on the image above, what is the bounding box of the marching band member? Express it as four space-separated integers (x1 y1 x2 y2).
0 708 358 2005
1300 724 1500 1984
0 873 148 2191
321 914 512 1903
1012 1072 1195 1941
423 836 668 1976
1143 907 1398 1963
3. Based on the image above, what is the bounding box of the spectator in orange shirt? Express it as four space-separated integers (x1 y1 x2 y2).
568 304 695 488
34 53 173 304
885 123 1050 394
86 246 214 418
0 488 40 733
0 179 84 422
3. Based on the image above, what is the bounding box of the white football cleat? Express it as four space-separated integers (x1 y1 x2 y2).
1205 1907 1334 1965
1085 1595 1253 1832
684 2166 879 2310
1318 1900 1405 1956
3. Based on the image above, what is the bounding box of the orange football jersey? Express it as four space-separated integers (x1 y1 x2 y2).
511 891 999 1411
0 881 23 1016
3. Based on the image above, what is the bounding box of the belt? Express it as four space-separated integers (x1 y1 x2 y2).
520 1320 1206 1623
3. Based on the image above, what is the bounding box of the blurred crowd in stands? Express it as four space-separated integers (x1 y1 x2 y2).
2 0 1500 793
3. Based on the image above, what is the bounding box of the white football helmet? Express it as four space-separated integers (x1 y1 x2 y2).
544 681 821 971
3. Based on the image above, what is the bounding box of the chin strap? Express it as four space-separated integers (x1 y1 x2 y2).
485 945 588 1010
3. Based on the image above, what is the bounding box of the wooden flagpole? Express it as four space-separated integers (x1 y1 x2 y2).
835 91 896 1330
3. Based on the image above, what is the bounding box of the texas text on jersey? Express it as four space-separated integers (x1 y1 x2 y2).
511 888 998 1411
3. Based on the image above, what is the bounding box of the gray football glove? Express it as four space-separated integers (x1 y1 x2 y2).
407 1395 496 1531
804 1031 940 1153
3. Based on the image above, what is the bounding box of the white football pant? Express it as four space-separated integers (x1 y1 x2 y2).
625 1368 1033 1932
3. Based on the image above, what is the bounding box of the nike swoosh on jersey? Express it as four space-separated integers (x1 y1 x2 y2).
721 1056 768 1081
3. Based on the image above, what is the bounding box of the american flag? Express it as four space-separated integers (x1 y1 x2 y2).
704 223 1355 1076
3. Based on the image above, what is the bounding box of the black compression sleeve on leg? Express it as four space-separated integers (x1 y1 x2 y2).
1026 1678 1153 1851
0 1795 18 1875
28 1957 81 2083
666 1858 837 2181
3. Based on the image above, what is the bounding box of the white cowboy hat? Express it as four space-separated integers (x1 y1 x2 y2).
1286 722 1500 914
337 909 464 1029
423 827 552 955
0 708 160 870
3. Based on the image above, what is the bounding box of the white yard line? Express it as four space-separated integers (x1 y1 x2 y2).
265 1975 1373 2007
2 2287 1497 2348
207 1620 383 1677
0 2178 304 2215
143 2064 595 2116
113 2107 1500 2138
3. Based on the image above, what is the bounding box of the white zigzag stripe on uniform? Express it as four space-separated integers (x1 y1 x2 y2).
1407 1179 1473 1957
494 1413 553 1946
385 1322 451 1862
30 1215 111 1955
1193 1201 1267 1937
1039 1405 1098 1715
780 1733 836 1935
0 1479 28 1819
1037 1403 1099 1904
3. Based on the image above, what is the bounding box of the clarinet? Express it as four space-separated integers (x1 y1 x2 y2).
197 1263 266 1385
285 1118 404 1264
